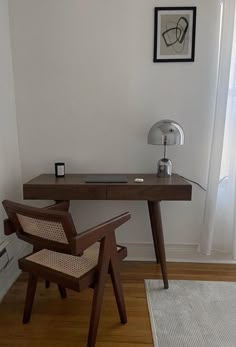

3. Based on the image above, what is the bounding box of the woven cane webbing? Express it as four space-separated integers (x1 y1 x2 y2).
26 243 120 278
17 214 68 244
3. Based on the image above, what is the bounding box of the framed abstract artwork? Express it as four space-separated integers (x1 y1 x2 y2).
153 7 196 62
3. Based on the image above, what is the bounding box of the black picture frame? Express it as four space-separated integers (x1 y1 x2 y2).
153 7 196 63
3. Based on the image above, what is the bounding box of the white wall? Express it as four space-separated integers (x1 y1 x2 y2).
8 0 221 259
0 0 26 300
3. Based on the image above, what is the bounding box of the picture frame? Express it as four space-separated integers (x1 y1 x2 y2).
153 7 196 63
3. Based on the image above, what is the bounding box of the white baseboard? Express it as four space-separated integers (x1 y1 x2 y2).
122 242 236 264
0 243 30 302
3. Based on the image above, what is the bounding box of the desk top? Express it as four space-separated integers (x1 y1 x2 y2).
23 173 192 201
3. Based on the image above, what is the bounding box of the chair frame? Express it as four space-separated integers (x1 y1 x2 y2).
2 200 130 347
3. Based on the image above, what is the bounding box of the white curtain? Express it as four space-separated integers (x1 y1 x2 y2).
201 0 236 257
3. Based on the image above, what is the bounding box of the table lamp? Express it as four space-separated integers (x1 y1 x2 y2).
148 120 184 177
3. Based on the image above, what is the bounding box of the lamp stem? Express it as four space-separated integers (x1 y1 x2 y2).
164 137 167 159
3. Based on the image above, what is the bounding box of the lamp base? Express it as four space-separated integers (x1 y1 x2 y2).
157 158 172 177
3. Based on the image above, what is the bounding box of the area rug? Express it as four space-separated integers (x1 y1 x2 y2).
145 280 236 347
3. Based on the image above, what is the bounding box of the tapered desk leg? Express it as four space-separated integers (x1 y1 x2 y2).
147 201 168 289
148 201 160 264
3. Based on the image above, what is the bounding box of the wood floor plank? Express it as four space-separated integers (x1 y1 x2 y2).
1 261 236 346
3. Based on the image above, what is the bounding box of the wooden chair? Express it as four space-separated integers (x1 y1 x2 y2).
2 200 130 347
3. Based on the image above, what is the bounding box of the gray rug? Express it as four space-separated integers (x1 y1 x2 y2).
145 280 236 347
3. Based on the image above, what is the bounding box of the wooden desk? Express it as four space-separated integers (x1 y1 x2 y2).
23 173 192 289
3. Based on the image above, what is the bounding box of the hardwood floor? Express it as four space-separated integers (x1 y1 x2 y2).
1 261 236 347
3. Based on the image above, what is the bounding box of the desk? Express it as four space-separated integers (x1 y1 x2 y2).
23 173 192 288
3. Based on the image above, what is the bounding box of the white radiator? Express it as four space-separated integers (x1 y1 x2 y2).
0 241 10 272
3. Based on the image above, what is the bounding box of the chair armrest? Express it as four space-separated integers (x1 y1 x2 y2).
44 201 70 212
72 212 131 255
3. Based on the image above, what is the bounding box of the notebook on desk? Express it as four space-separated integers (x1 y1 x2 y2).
85 175 128 183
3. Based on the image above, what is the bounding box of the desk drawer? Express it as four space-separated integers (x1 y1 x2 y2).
106 185 192 201
23 185 107 200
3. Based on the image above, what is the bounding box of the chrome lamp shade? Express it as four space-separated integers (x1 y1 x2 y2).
148 120 184 177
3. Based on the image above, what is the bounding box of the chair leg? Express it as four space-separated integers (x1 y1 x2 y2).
45 280 50 288
87 276 107 347
23 274 38 324
58 285 67 299
109 259 127 324
87 238 110 347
